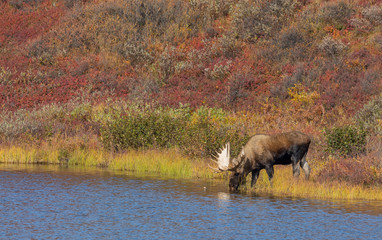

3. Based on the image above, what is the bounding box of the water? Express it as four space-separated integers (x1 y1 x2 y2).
1 165 381 239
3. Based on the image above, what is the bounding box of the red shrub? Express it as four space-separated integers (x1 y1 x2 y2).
0 1 63 46
317 157 378 185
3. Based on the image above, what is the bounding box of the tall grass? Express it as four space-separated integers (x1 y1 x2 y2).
0 146 59 165
243 166 382 201
0 145 216 179
108 150 215 178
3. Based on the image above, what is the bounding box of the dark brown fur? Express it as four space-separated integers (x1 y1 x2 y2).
229 131 311 191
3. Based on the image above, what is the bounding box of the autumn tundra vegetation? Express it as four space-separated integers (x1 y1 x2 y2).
0 0 381 199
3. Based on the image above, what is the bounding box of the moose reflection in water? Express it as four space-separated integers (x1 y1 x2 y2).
209 131 311 191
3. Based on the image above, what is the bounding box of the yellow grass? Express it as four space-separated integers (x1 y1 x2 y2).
0 146 60 165
108 149 215 179
245 166 382 201
0 145 216 179
0 146 380 201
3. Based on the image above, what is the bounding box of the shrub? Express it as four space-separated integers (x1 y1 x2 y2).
226 72 252 105
0 104 66 142
8 0 43 9
191 0 235 20
270 64 305 99
266 0 298 18
318 36 348 57
288 83 319 107
231 0 298 41
181 106 250 157
320 1 354 29
216 34 243 59
355 93 382 136
98 104 250 157
63 0 90 8
232 2 268 41
360 69 381 95
324 124 367 157
317 157 376 185
373 34 382 50
362 5 382 25
117 42 154 66
0 101 96 143
204 60 232 80
349 17 370 31
279 27 304 49
99 104 189 150
0 66 13 85
128 76 161 102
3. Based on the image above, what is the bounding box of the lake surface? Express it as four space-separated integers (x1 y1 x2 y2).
1 164 381 239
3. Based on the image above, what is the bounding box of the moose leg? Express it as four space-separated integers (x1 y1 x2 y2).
240 174 247 186
291 155 300 178
293 162 300 178
265 166 274 186
251 169 260 187
300 153 310 180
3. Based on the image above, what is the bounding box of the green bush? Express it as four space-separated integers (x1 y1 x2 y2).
180 107 249 157
325 125 367 157
98 104 250 157
99 105 190 150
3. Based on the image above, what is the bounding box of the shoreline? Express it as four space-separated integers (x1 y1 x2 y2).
1 145 381 201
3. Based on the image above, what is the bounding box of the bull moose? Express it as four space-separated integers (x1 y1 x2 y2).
209 131 311 191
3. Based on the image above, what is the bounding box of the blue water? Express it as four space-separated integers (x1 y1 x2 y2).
1 165 381 239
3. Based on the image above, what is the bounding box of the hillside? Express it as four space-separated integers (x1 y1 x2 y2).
1 0 381 111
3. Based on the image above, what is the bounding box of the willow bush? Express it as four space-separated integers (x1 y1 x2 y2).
356 93 382 136
99 104 189 150
324 124 367 157
180 106 250 157
98 104 250 157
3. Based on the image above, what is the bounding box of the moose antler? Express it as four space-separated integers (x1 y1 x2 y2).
208 143 231 173
209 143 246 173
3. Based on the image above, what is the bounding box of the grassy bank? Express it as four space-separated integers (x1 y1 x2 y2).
0 145 216 179
1 144 381 201
248 167 382 201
